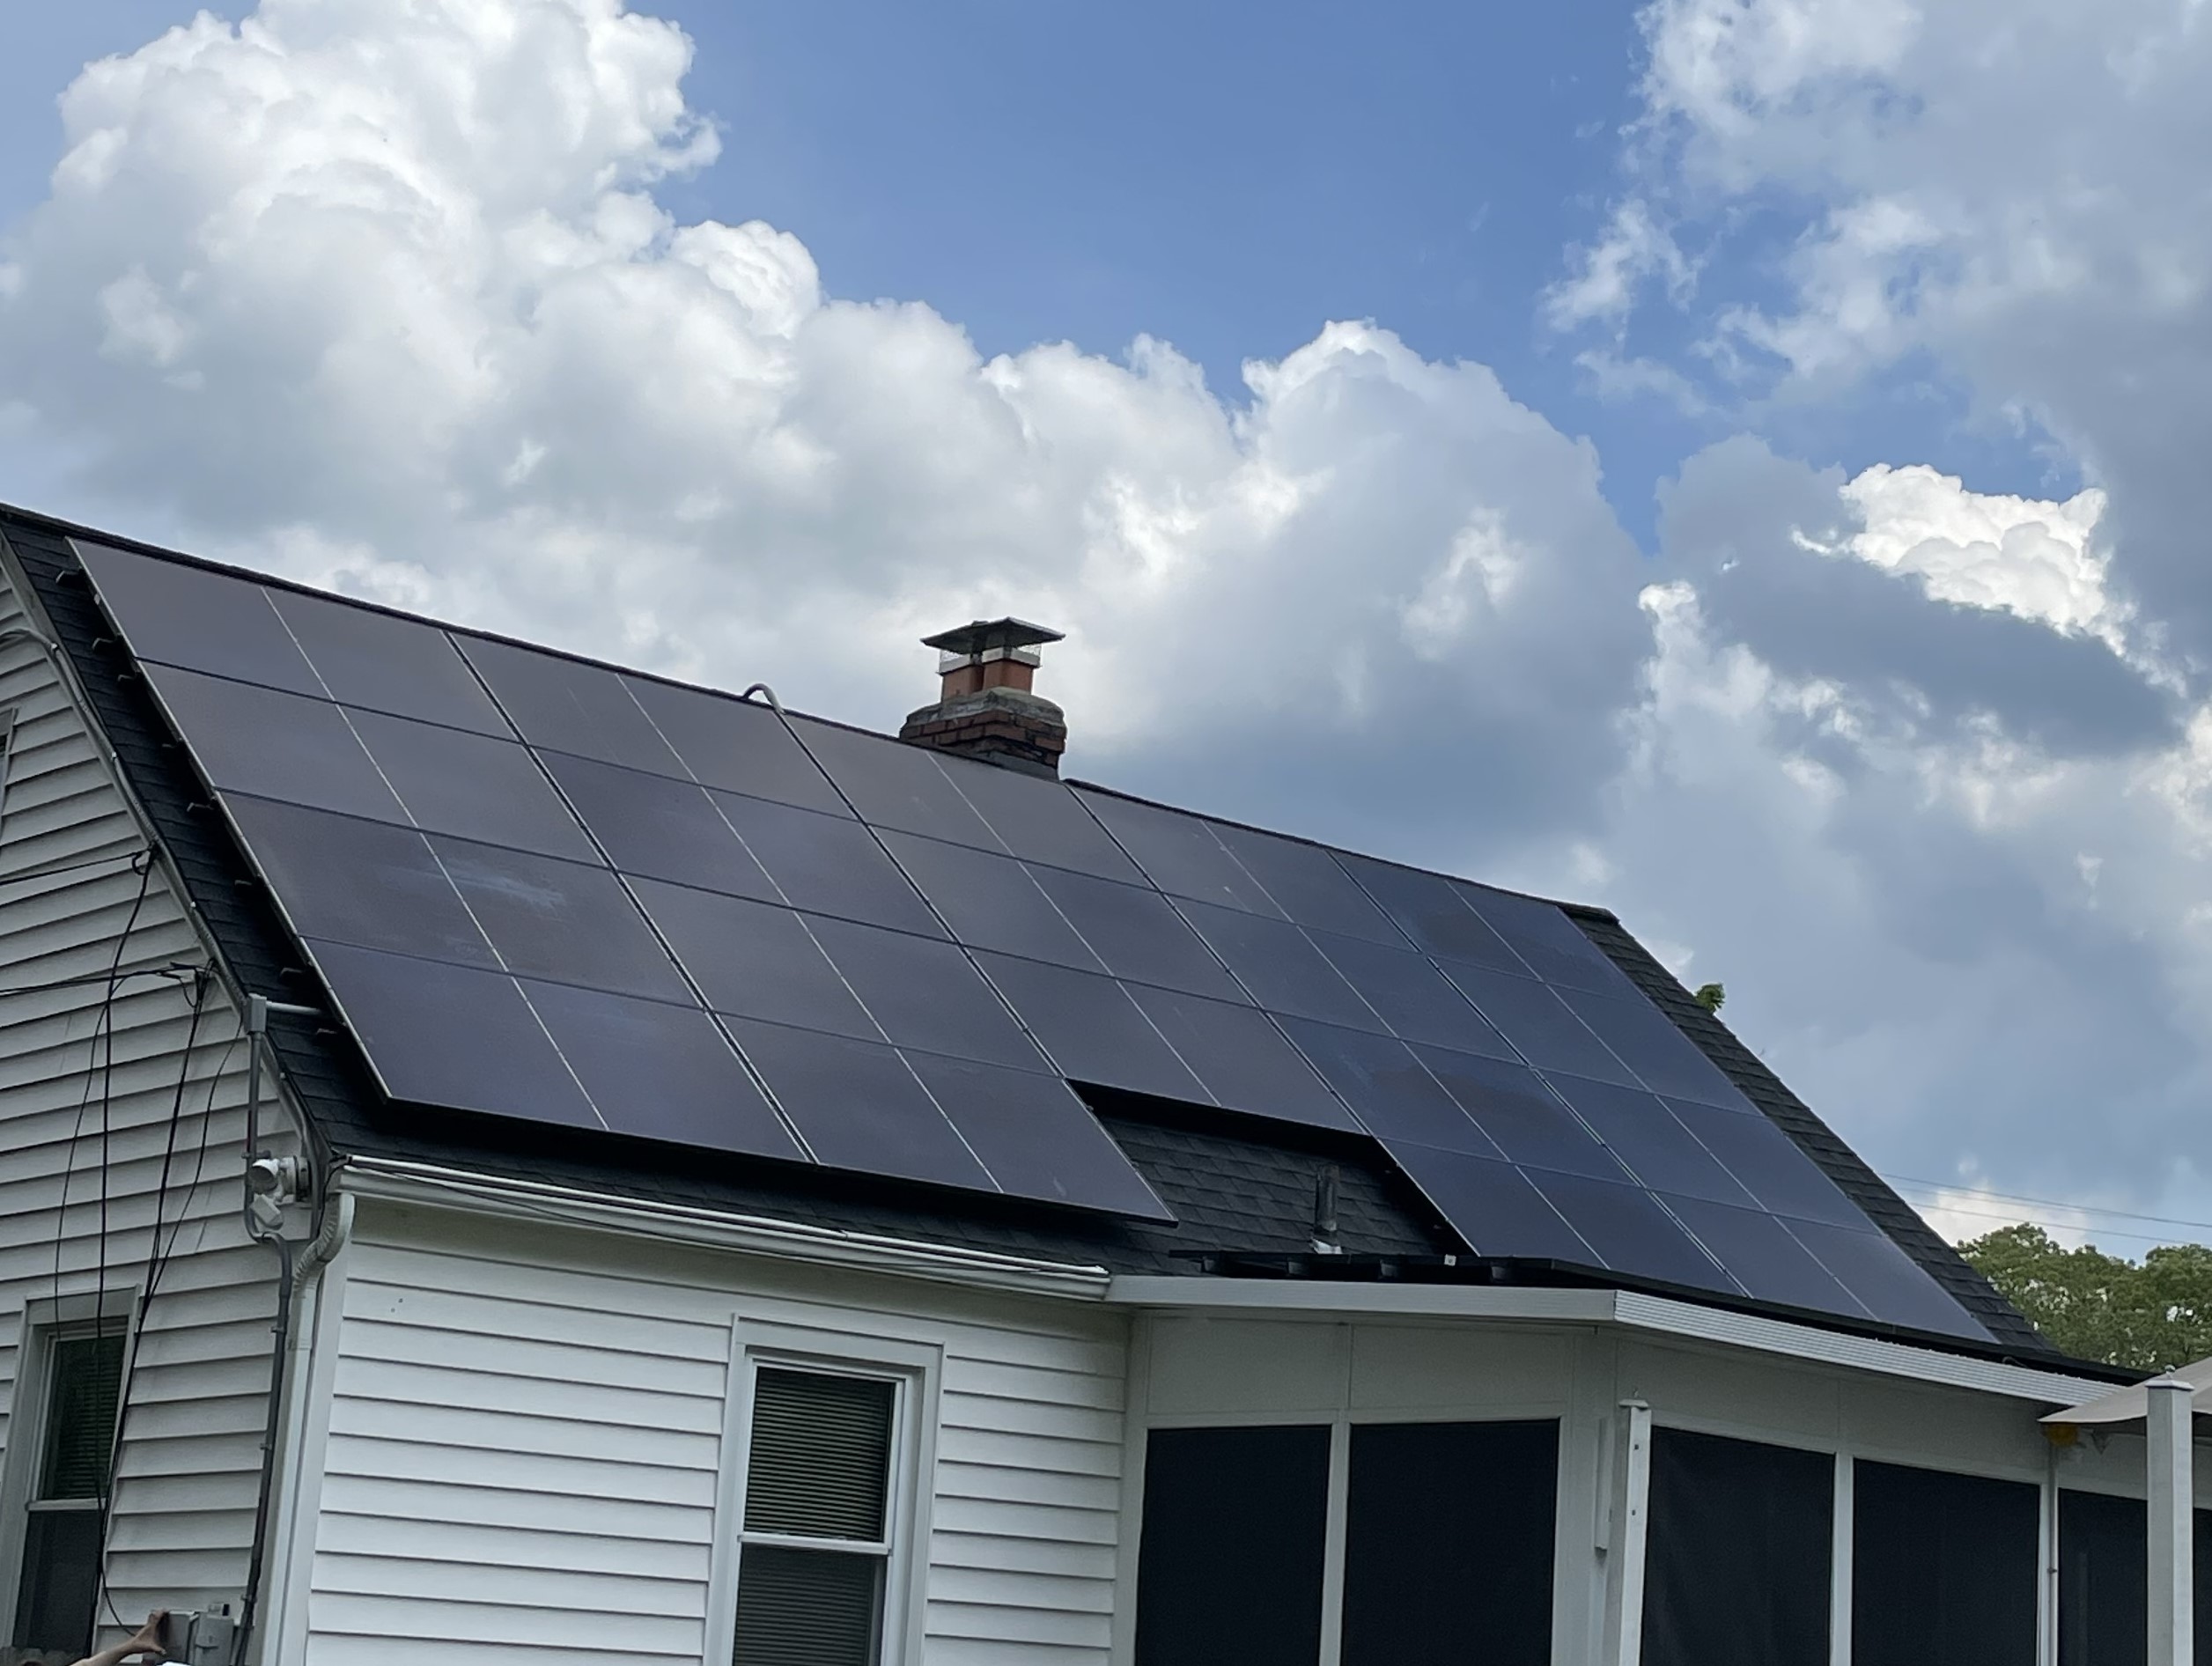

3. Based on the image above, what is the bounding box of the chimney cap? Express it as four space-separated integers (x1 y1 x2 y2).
921 617 1065 660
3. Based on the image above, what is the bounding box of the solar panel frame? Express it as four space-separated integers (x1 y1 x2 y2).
1281 1019 1499 1153
1031 867 1250 1003
1127 991 1360 1131
1408 1048 1633 1183
710 789 947 938
938 755 1142 881
626 879 881 1041
804 915 1052 1072
1525 1169 1736 1293
876 832 1103 969
973 951 1210 1103
1073 788 1284 915
1437 962 1642 1087
1382 1141 1595 1264
793 717 999 848
1176 901 1381 1030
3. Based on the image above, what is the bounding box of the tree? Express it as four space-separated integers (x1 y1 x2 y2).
1958 1223 2212 1372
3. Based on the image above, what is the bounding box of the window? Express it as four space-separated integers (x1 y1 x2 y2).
1133 1425 1331 1666
1339 1419 1557 1666
732 1367 900 1666
1852 1460 2039 1666
2058 1491 2212 1666
1642 1428 1832 1666
11 1326 123 1658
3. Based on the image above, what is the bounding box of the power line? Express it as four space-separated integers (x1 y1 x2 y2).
1882 1172 2212 1239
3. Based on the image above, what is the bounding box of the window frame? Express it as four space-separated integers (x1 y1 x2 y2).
708 1320 941 1666
0 1291 136 1655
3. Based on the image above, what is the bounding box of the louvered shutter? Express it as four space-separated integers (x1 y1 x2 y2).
732 1369 896 1666
38 1332 123 1501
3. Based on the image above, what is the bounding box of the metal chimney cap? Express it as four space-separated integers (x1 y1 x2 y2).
920 617 1065 660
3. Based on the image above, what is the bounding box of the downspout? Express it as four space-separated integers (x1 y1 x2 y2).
259 1188 354 1661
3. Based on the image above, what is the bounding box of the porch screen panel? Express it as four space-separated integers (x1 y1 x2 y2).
1134 1425 1331 1666
1852 1460 2038 1666
1643 1428 1832 1666
1339 1419 1558 1666
2058 1492 2212 1666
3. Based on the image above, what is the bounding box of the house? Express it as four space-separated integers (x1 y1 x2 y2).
0 498 2194 1666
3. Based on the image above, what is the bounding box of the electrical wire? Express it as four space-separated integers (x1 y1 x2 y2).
1882 1172 2212 1237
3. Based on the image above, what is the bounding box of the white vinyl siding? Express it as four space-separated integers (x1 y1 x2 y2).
0 565 283 1645
299 1206 1128 1666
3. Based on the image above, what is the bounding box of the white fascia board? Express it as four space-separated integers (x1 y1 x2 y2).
335 1156 1114 1301
1109 1276 2112 1404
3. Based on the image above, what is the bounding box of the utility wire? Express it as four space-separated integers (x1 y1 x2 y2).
1882 1172 2212 1236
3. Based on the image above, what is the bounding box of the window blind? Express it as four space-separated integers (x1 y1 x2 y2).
741 1368 894 1541
39 1331 123 1502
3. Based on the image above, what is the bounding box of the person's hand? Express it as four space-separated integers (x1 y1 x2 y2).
120 1611 168 1661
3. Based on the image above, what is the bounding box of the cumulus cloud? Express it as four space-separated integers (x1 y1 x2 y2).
1605 0 2212 663
6 0 2212 1234
0 0 1650 856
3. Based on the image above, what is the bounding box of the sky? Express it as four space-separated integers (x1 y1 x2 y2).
2 0 2208 1253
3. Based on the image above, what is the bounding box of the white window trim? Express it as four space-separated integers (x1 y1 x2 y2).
705 1319 942 1666
0 1290 137 1651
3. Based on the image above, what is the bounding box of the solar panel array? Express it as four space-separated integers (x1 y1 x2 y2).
75 538 1987 1338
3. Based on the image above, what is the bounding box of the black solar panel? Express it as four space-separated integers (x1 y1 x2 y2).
268 586 514 735
82 542 1998 1329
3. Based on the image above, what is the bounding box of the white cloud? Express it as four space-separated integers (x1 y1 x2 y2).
1545 199 1694 331
7 0 2212 1234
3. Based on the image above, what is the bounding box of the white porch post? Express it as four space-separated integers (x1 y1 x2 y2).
1612 1399 1654 1666
2147 1376 2194 1666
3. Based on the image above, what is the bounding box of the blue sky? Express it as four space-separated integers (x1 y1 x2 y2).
1 0 2207 1245
0 0 2054 548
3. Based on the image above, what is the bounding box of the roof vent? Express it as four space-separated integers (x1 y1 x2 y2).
898 617 1068 778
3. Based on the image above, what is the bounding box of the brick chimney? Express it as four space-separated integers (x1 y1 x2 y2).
898 618 1067 777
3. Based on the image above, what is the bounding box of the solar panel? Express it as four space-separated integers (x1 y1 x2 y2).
1527 1170 1734 1293
711 791 946 937
1074 788 1282 914
1454 885 1635 997
428 837 692 1002
144 666 404 823
804 916 1049 1070
351 710 601 862
1663 1097 1866 1229
1312 933 1508 1050
974 952 1209 1102
1559 989 1759 1111
541 752 777 899
628 880 878 1040
267 586 514 736
1283 1020 1498 1152
457 633 685 774
1030 868 1248 1002
1658 1194 1862 1314
224 795 497 969
76 541 324 697
878 833 1102 968
302 938 601 1127
100 547 2008 1323
1177 902 1379 1029
625 676 849 815
1382 1142 1592 1264
1335 854 1525 970
1127 992 1358 1130
903 1052 1171 1219
1783 1218 1987 1339
1437 962 1641 1087
720 1018 993 1190
1538 1074 1757 1206
934 752 1140 881
1209 823 1404 944
520 979 801 1160
1409 1049 1631 1182
795 718 999 847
